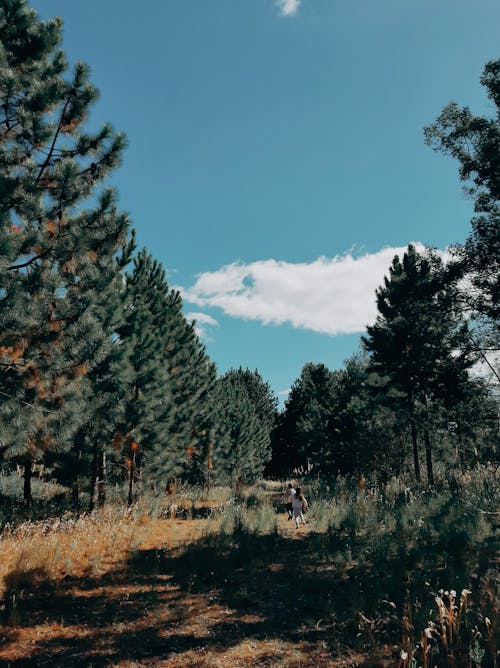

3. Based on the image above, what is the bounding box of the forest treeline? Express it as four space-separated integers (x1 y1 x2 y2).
0 0 498 513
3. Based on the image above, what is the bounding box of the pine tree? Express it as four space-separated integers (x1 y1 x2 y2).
219 367 276 477
424 59 500 341
115 250 173 504
233 368 278 432
47 232 136 511
447 378 500 467
211 371 272 485
115 250 216 501
274 363 337 475
0 0 130 504
362 245 476 485
160 292 216 486
328 353 408 479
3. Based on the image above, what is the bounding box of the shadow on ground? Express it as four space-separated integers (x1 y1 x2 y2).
0 525 398 667
2 499 495 667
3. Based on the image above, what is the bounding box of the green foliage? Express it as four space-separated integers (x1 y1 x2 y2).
424 59 500 213
0 0 131 503
115 249 216 499
295 469 499 660
161 298 216 485
362 245 477 484
363 245 474 406
211 371 273 484
217 501 277 536
0 2 497 529
272 362 338 475
425 58 500 330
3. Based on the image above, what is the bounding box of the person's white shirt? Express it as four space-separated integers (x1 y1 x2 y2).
286 487 296 503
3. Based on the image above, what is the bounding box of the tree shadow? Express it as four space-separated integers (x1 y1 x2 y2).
1 511 493 667
0 527 395 666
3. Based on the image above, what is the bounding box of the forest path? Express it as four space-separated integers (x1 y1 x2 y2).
268 486 312 539
0 490 385 667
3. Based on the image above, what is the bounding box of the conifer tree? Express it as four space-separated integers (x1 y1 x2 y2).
275 363 337 475
327 353 408 479
115 250 173 504
211 371 272 484
362 245 475 485
232 368 278 430
0 0 130 503
424 59 500 340
47 232 136 510
116 250 216 500
160 292 216 485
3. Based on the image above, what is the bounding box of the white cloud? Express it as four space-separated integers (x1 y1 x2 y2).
185 311 219 342
180 244 431 336
275 0 302 17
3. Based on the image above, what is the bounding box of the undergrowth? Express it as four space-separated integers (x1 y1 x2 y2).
0 466 498 665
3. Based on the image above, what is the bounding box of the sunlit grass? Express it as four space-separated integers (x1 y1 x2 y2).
0 469 498 665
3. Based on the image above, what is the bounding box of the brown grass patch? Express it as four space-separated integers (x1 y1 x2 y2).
0 504 389 667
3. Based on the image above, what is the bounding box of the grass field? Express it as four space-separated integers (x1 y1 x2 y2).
0 474 498 667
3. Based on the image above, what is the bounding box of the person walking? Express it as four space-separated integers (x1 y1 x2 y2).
292 487 308 529
285 482 296 520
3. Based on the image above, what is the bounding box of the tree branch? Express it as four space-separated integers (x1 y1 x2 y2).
8 247 53 271
35 94 72 186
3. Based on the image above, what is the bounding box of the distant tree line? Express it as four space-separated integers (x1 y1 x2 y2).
269 245 498 482
269 59 500 481
0 1 498 511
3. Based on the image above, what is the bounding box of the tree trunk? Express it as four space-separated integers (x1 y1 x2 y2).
409 417 421 484
88 447 98 512
422 396 434 486
97 448 106 507
127 449 136 507
72 449 81 513
456 420 465 469
424 429 434 486
72 478 80 512
206 439 213 496
23 456 33 506
408 394 421 484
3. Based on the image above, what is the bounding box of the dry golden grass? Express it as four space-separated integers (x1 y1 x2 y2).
0 506 234 601
2 476 496 667
0 508 151 596
0 500 365 667
0 510 342 667
0 480 244 596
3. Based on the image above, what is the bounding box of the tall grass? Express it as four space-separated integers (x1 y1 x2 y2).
0 481 276 607
292 466 499 663
216 501 278 536
1 468 498 662
0 507 154 601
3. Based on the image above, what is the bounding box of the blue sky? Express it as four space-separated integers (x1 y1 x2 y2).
32 0 500 400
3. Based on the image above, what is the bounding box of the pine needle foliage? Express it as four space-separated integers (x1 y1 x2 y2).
362 245 477 485
0 0 131 503
115 249 216 501
211 369 275 485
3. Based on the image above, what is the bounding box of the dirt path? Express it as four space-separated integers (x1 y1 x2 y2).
0 494 387 667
